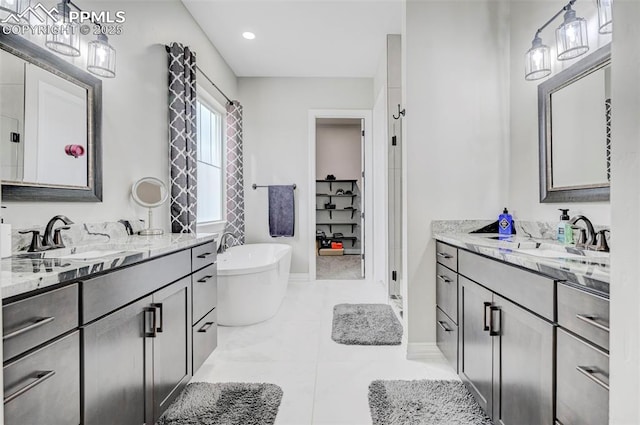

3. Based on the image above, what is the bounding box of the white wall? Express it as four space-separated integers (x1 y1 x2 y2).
403 0 510 344
610 1 640 423
239 77 373 274
316 124 362 184
2 0 238 230
509 1 612 225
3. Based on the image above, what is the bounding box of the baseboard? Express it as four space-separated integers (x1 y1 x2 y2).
288 273 310 282
406 342 445 360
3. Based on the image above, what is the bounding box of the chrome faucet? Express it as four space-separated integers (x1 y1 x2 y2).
217 232 239 254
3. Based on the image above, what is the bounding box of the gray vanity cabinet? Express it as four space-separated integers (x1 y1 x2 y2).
435 241 459 372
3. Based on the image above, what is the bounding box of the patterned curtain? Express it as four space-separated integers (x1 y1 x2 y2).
167 43 197 233
226 101 245 244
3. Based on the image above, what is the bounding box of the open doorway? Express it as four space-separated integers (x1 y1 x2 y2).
315 118 364 279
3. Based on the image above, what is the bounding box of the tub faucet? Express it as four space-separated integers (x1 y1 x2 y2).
217 232 239 254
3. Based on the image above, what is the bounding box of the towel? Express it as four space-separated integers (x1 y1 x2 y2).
268 185 295 237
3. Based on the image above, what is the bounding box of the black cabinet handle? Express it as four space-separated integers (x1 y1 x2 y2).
436 274 452 283
3 317 55 340
576 366 610 391
152 303 163 333
198 321 215 333
144 307 157 338
197 275 214 283
576 314 610 333
4 370 56 404
483 302 491 331
489 306 501 336
197 252 213 259
437 320 451 332
436 252 452 259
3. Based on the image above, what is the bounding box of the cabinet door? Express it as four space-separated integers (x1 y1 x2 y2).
83 296 153 425
491 295 553 425
152 277 192 422
459 276 494 417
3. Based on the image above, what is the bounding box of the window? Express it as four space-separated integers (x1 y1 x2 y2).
196 93 225 223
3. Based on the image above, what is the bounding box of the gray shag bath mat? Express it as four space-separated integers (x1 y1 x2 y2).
368 380 493 425
332 303 403 345
157 382 283 425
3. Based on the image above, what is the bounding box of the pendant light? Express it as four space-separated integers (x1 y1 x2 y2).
556 6 589 60
597 0 613 34
524 35 551 81
0 0 26 23
87 34 116 78
45 0 81 57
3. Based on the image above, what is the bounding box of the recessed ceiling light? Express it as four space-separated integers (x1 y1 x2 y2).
242 32 256 40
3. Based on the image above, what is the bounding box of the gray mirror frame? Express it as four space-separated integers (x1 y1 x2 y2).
0 30 102 202
538 43 611 203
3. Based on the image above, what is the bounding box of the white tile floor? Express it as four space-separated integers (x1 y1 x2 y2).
192 279 459 425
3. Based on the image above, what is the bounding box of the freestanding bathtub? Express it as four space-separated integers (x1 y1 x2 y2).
217 243 292 326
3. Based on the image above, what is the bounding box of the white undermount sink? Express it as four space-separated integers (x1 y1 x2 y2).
515 248 608 260
55 250 125 261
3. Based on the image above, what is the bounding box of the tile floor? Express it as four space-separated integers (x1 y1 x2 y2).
316 256 364 280
192 279 459 425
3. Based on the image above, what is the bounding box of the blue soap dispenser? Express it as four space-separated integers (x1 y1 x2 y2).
557 209 573 244
498 208 513 237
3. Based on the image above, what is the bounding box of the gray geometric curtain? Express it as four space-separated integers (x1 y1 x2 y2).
226 101 245 244
167 42 197 233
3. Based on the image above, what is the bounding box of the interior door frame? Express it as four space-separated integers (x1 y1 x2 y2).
308 109 374 281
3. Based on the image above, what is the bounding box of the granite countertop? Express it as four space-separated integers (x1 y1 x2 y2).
433 231 610 296
0 233 217 300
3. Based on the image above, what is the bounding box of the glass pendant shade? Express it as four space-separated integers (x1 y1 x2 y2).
525 36 551 81
0 0 28 23
597 0 613 34
556 8 589 61
45 2 80 57
87 34 116 78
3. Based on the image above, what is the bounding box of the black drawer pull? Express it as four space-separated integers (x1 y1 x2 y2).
576 365 609 391
3 317 55 341
436 274 452 283
197 252 213 259
198 321 215 333
576 314 610 333
489 306 501 336
152 303 164 333
483 302 491 331
436 252 452 259
144 307 157 338
4 370 56 404
197 275 214 283
437 320 451 332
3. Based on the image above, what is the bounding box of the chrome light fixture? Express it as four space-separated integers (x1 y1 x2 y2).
45 0 81 57
597 0 613 34
556 6 589 60
525 35 551 81
87 34 116 78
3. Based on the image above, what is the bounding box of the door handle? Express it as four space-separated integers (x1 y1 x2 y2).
483 302 491 331
576 366 609 390
197 321 215 333
152 303 163 333
575 314 610 333
436 274 452 283
197 275 214 283
3 316 55 340
489 306 501 336
144 307 157 338
437 320 451 332
436 252 452 259
197 252 213 259
4 370 56 404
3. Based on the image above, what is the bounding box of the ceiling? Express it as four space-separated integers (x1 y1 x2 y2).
180 0 403 78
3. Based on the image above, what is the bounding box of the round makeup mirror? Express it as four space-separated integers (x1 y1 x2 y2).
131 177 169 236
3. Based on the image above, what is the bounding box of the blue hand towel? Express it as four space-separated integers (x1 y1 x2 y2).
268 185 295 237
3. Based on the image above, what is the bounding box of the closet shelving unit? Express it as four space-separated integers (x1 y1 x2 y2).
315 179 360 249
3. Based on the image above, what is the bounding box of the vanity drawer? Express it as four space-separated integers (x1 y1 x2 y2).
436 307 458 373
556 328 609 425
3 284 78 362
435 241 457 271
436 263 458 324
4 331 80 425
192 308 217 373
558 283 609 351
192 264 217 325
192 241 216 272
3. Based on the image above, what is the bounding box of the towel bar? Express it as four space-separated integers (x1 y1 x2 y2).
252 184 297 190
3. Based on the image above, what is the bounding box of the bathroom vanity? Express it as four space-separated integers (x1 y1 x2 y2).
1 234 217 425
434 233 609 425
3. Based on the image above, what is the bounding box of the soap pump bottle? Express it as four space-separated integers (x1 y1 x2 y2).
498 208 513 237
557 209 573 244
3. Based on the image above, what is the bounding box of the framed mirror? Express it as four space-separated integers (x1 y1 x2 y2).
538 44 611 203
0 31 102 202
